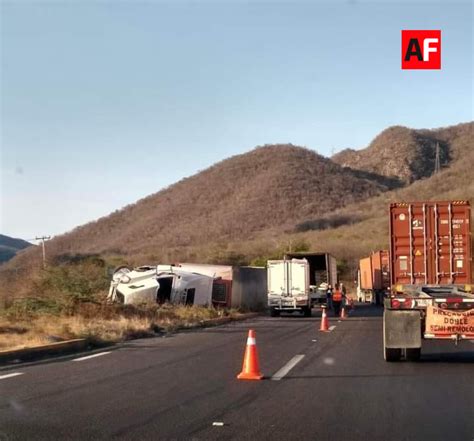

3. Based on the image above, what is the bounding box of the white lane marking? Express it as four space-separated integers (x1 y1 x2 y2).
72 351 111 362
329 325 336 331
271 354 305 381
0 372 23 380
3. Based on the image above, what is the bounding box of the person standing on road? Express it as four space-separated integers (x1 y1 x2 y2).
326 285 333 311
332 284 343 317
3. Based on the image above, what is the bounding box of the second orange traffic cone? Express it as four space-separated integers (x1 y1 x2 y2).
319 306 329 332
237 329 263 380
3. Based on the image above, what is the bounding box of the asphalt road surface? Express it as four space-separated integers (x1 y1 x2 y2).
1 304 473 441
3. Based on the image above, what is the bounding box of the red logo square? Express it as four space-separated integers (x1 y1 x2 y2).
402 30 441 69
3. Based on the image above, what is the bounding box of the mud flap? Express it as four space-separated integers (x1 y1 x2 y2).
384 310 421 349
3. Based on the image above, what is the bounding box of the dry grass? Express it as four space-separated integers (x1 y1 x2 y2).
0 305 243 352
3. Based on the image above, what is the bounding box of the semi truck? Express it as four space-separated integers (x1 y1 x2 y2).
267 252 337 317
357 250 390 304
383 201 474 361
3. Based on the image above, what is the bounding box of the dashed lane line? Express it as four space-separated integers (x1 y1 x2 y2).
72 351 111 362
0 372 24 380
328 325 336 331
271 354 305 381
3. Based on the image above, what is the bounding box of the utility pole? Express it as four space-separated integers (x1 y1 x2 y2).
35 236 51 268
434 142 441 174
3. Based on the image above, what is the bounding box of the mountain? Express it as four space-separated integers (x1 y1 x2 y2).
24 145 390 261
332 122 472 184
0 235 32 263
1 121 472 280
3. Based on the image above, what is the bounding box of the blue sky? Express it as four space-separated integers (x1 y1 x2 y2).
1 1 472 239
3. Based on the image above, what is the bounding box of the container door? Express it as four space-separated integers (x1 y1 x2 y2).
390 203 431 285
390 202 471 285
267 261 288 296
288 259 309 297
430 202 471 284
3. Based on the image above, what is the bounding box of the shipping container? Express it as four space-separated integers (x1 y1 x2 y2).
358 250 390 303
389 201 472 286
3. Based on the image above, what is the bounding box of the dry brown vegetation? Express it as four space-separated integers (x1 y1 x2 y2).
0 304 241 351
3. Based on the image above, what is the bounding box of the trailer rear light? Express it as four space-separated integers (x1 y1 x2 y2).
391 298 416 309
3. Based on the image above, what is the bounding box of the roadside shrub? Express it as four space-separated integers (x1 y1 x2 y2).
31 257 110 313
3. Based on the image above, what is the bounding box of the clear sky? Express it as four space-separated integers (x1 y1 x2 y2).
1 1 472 240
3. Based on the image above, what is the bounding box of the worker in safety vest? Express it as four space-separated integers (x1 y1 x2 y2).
332 284 343 316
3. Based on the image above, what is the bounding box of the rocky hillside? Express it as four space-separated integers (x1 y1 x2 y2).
332 122 472 184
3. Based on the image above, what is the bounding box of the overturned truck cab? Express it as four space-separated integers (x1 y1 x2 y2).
108 265 214 306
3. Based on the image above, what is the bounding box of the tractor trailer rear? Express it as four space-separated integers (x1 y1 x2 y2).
383 201 474 361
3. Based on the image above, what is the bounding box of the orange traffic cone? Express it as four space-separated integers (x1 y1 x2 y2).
340 306 347 319
319 306 329 332
237 329 263 380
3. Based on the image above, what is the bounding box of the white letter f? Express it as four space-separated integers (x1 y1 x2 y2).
423 38 438 61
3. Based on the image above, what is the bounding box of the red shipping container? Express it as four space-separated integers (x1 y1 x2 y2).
389 201 472 286
359 251 390 291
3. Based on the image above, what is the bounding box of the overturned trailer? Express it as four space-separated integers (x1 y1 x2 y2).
176 263 267 309
107 265 214 306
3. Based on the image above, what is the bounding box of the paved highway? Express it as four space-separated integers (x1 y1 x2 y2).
0 305 473 441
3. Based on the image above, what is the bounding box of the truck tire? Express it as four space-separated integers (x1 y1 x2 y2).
384 347 402 362
270 307 280 317
405 348 421 361
303 306 312 317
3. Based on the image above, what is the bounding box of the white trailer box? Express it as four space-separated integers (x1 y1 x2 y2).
267 259 311 317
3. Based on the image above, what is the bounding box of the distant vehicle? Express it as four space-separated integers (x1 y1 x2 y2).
107 265 214 306
267 252 338 317
357 250 390 304
383 201 474 362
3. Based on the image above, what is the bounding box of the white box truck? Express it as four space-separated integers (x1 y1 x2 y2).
267 253 338 317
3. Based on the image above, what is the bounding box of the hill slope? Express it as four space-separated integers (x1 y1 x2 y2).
332 122 472 184
34 145 390 259
0 235 32 264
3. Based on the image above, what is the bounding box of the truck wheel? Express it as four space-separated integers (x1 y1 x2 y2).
405 348 421 361
303 307 312 317
270 308 280 317
384 347 402 362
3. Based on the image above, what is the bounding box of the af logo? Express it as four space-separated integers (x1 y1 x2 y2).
402 30 441 69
